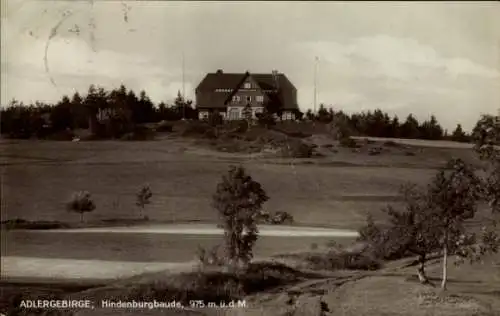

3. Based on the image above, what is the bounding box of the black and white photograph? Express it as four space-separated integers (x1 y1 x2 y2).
1 1 499 315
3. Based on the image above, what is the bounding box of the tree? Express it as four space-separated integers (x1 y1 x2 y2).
136 185 152 219
316 104 331 123
70 92 88 129
256 110 276 128
472 114 500 214
400 114 420 139
212 166 269 270
425 158 483 290
357 184 441 284
66 191 96 223
451 124 468 143
305 109 314 121
389 116 401 138
242 103 253 128
384 184 441 284
419 115 444 140
173 90 196 120
51 95 73 132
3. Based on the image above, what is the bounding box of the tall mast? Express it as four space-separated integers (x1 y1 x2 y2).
314 56 318 114
182 52 185 99
182 52 186 119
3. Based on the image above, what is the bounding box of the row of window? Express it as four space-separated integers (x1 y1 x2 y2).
231 95 264 103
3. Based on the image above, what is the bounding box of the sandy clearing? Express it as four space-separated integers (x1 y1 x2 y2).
35 223 359 238
0 256 198 281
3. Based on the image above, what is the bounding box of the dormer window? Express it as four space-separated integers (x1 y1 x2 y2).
243 82 251 89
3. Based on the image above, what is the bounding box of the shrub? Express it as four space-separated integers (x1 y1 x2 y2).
196 245 226 267
120 126 156 141
156 122 173 133
46 129 75 141
339 137 358 148
303 250 382 271
270 211 294 225
0 219 70 230
368 147 382 156
181 122 213 137
383 140 401 147
356 214 407 260
280 139 314 158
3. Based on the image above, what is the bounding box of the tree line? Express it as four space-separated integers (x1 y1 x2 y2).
304 104 471 142
0 84 196 139
0 84 473 142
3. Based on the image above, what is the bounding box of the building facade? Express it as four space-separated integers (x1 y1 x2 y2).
195 70 299 121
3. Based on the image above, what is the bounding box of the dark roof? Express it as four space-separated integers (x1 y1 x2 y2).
195 72 298 110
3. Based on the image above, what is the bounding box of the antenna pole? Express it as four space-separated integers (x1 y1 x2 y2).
182 52 186 119
182 52 185 99
314 56 318 114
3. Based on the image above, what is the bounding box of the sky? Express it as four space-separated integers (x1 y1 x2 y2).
1 1 499 131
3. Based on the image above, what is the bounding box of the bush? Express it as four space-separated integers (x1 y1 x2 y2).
0 219 71 230
196 245 226 267
339 137 359 148
280 139 314 158
383 140 401 147
156 122 173 133
368 147 383 156
270 211 294 225
181 122 214 137
356 215 409 260
120 126 156 141
303 250 382 271
46 129 75 141
125 262 309 305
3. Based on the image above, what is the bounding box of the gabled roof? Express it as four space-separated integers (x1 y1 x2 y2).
196 72 294 92
195 71 297 110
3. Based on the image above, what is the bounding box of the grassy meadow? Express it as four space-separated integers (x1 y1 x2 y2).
1 132 498 316
0 136 478 229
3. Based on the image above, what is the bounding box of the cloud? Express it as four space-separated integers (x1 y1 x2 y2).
299 35 500 81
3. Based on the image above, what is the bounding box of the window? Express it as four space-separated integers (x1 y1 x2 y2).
228 108 240 120
256 95 264 103
246 96 252 102
243 82 251 89
232 95 241 102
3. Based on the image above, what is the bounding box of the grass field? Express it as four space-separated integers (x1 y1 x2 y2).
1 134 498 316
0 137 478 228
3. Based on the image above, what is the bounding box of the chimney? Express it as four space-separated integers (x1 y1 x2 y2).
216 69 223 74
